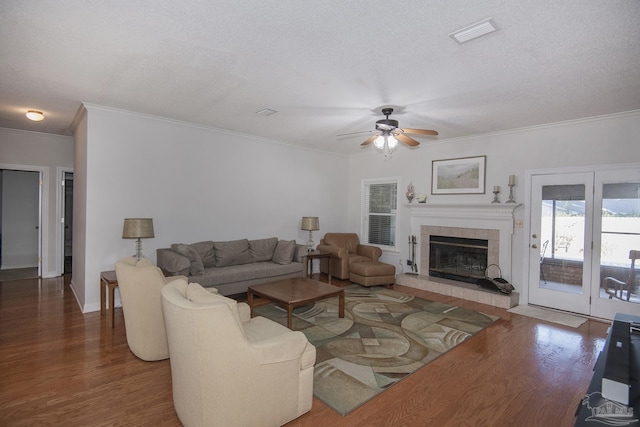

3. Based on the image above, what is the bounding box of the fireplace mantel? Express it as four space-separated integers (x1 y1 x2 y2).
406 203 521 221
406 203 522 285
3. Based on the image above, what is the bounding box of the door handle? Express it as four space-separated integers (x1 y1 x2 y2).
532 244 538 249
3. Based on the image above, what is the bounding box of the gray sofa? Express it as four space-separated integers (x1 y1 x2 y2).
156 237 306 296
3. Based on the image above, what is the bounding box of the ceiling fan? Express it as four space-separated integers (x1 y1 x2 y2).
340 108 438 155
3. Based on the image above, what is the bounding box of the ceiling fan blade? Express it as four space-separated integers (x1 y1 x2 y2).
396 133 420 147
337 130 374 137
401 128 439 136
361 134 378 146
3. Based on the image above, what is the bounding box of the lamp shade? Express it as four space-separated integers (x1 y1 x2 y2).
122 218 155 239
300 217 319 231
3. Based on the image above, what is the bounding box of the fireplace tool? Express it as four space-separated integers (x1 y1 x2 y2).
407 235 418 275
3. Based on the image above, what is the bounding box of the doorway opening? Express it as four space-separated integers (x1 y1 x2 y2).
62 172 73 275
0 169 41 280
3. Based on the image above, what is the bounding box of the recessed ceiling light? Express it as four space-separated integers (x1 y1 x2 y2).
256 108 278 116
26 110 45 122
449 18 497 44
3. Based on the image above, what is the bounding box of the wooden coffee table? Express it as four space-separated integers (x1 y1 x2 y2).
247 277 345 329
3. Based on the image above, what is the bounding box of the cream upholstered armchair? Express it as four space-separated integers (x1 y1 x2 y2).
160 280 316 427
317 233 382 280
114 257 188 361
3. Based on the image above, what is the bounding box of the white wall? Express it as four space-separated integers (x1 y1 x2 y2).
4 106 639 311
72 111 88 307
0 128 75 276
347 110 640 296
73 104 349 312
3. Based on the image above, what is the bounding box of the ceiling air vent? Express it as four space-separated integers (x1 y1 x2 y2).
449 18 497 44
255 108 278 116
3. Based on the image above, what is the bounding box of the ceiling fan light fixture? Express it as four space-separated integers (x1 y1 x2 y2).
354 107 437 155
449 18 497 44
26 110 45 122
387 135 398 149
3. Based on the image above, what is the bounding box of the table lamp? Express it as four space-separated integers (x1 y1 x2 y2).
300 217 319 252
122 218 155 260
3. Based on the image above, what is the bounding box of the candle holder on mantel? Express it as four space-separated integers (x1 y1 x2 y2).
506 175 517 204
492 186 501 204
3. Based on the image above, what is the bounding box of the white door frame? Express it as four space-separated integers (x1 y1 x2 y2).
56 167 74 276
590 167 640 319
527 172 593 315
0 163 48 276
522 162 640 319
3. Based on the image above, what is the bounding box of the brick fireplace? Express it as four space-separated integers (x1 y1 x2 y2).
396 203 520 308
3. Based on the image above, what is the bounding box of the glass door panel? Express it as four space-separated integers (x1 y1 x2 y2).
529 174 592 314
540 187 586 295
591 170 640 319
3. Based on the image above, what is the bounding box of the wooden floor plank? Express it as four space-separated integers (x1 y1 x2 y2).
0 275 608 426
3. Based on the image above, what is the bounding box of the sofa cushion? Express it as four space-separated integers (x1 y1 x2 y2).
213 239 253 267
191 262 302 287
249 237 278 262
171 243 205 276
157 248 191 276
189 240 216 268
272 240 296 265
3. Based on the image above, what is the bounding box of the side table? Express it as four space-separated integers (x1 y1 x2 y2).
305 251 332 284
100 270 118 328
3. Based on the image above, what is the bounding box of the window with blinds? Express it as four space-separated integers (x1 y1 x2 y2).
362 179 398 249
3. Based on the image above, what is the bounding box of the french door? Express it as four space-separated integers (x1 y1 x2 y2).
528 167 640 319
590 168 640 319
528 173 593 314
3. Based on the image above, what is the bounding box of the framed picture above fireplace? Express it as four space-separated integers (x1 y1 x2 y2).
431 155 486 194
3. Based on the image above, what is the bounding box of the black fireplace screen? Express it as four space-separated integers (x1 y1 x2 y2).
429 235 488 284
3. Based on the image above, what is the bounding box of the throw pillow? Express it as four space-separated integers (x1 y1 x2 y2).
171 243 205 276
189 241 216 268
272 240 296 265
212 239 253 267
248 237 278 262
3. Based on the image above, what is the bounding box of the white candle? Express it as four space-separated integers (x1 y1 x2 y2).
509 175 515 186
494 185 500 192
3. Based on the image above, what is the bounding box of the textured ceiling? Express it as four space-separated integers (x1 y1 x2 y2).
1 1 639 154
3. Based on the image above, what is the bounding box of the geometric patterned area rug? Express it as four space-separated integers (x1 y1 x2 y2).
253 285 499 415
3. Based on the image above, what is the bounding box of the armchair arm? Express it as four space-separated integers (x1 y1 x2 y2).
163 274 188 284
237 302 251 322
253 331 309 365
356 244 382 261
317 244 348 259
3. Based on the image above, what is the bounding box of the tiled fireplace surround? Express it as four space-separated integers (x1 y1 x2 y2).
396 203 520 309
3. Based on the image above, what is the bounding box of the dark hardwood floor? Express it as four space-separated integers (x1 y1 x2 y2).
0 274 608 426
